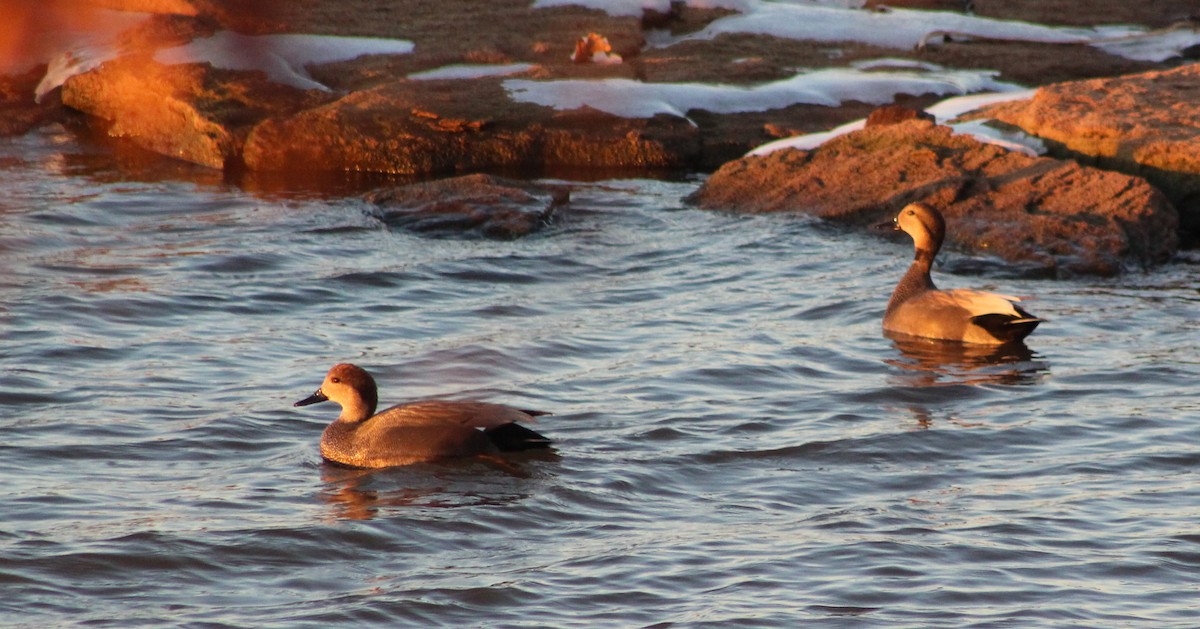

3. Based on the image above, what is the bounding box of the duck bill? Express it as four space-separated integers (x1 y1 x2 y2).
873 217 898 231
294 389 329 407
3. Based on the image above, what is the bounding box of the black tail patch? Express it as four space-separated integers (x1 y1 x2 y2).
971 313 1041 344
486 422 553 451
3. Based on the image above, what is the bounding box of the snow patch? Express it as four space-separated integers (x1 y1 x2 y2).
36 44 121 102
154 32 415 91
504 65 1019 120
634 0 1196 63
672 2 1109 49
1092 27 1200 62
36 31 415 101
923 89 1036 121
749 89 1042 156
950 118 1046 156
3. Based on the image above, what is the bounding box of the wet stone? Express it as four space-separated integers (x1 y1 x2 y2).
364 173 568 240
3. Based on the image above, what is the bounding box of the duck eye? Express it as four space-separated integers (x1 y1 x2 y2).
331 377 341 384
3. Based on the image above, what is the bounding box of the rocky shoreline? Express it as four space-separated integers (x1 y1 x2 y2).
3 0 1199 272
688 117 1177 276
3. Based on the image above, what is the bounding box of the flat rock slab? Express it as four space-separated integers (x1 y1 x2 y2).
688 119 1177 276
973 63 1200 244
61 53 331 169
242 79 700 175
364 173 568 239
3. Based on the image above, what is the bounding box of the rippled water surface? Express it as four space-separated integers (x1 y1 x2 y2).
2 127 1199 627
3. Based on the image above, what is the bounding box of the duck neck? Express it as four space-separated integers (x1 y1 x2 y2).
336 395 375 423
887 246 937 314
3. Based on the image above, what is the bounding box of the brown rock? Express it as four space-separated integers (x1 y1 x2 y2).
62 57 231 168
970 0 1199 28
866 104 935 127
0 67 65 136
972 64 1200 244
641 2 737 35
243 79 700 175
365 173 568 239
3 0 1193 183
538 110 701 170
245 0 642 73
635 21 1164 163
688 120 1177 275
865 0 970 11
61 54 331 169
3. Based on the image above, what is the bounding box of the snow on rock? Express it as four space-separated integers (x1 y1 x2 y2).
36 44 122 102
641 1 1197 63
750 88 1040 155
1091 26 1200 63
153 32 415 91
504 65 1019 120
37 30 416 101
29 9 150 102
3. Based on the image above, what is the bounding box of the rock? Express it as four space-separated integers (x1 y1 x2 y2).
688 119 1177 276
62 57 232 168
970 0 1199 28
971 63 1200 245
364 173 567 239
865 0 970 11
633 9 1165 162
865 104 935 127
2 0 1195 181
60 51 332 169
242 79 701 175
0 67 65 136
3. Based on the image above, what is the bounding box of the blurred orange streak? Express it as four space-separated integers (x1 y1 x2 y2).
0 0 119 72
1 1 285 73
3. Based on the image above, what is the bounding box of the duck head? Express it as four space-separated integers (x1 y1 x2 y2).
892 202 946 252
295 363 379 422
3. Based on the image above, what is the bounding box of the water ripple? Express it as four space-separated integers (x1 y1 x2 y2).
0 139 1198 626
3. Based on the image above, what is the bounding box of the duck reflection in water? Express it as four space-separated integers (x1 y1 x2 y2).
319 454 557 521
884 332 1048 388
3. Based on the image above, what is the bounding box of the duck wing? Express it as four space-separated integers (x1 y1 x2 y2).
372 400 547 429
367 400 552 453
887 288 1040 344
943 288 1042 343
939 288 1032 318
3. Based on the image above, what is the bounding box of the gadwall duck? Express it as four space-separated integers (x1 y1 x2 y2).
882 202 1041 345
294 363 552 468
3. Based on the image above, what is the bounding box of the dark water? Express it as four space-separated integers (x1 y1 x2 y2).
2 126 1198 627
